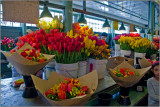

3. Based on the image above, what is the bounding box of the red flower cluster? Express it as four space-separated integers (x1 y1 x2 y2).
153 36 159 50
153 36 159 43
125 33 141 37
51 34 85 54
16 29 65 53
20 48 47 63
113 68 139 77
45 78 88 101
1 37 14 51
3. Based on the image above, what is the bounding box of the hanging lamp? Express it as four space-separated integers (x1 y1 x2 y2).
78 14 87 26
40 2 53 22
78 0 87 26
119 22 126 31
102 18 110 29
140 28 145 34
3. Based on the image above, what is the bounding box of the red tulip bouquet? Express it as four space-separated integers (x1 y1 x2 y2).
1 37 14 51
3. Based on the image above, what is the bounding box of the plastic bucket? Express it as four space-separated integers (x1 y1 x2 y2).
120 50 131 57
43 59 55 80
88 58 107 79
55 62 78 78
115 44 121 56
78 61 87 77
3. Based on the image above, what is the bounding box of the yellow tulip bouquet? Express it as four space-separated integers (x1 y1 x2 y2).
118 36 134 50
131 38 151 53
37 16 63 33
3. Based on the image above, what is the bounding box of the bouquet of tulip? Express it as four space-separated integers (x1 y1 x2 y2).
118 36 134 50
45 78 88 101
153 36 159 43
4 43 55 76
108 61 151 105
37 16 63 33
132 38 151 53
87 36 110 60
2 43 54 98
113 35 121 44
20 49 48 63
31 70 98 106
16 29 66 54
113 68 139 77
1 37 14 51
108 61 151 87
113 33 141 44
53 35 84 64
153 42 159 50
146 42 158 56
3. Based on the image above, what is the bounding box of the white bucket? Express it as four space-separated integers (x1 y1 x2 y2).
115 44 121 56
78 61 87 77
120 50 131 57
134 52 146 65
55 63 78 78
88 58 107 79
43 59 56 80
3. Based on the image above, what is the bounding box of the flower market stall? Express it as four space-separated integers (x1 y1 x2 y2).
1 0 159 106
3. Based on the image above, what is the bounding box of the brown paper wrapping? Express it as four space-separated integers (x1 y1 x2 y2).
1 43 55 76
31 70 98 106
107 56 134 71
2 1 39 24
138 58 152 68
108 61 151 88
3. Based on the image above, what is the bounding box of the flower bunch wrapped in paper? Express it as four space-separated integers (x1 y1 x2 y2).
138 58 153 68
37 16 63 33
108 61 151 87
31 70 98 106
45 78 88 101
1 37 14 51
1 43 55 76
107 56 134 71
113 67 140 77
